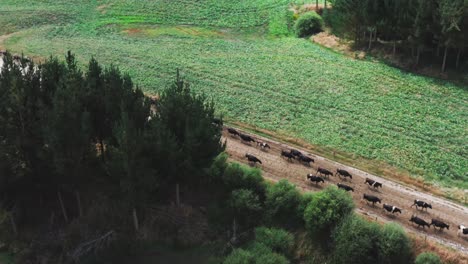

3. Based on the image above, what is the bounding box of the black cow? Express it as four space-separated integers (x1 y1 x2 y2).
458 225 468 236
256 142 271 150
317 167 333 178
281 150 295 161
363 194 381 205
383 204 402 214
365 178 382 189
227 128 239 137
410 215 431 229
297 155 314 166
411 199 432 211
337 183 354 192
336 169 352 180
245 153 261 165
289 149 302 157
431 219 449 230
240 134 256 144
307 174 324 185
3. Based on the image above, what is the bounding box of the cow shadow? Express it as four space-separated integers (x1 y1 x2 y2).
412 209 430 215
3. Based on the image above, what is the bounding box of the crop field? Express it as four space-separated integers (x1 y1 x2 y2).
0 0 466 190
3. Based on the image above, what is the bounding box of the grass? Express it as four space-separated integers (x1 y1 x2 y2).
0 0 467 190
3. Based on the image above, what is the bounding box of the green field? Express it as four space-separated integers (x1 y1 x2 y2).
1 0 466 190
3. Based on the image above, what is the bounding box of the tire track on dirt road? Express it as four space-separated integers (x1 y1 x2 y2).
222 127 468 255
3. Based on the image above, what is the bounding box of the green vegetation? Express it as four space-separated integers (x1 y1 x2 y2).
331 0 468 71
294 11 324 37
414 252 442 264
304 186 354 236
1 0 467 189
224 227 293 264
264 179 303 227
332 217 413 264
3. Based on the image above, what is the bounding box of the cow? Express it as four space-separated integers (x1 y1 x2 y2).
431 219 449 231
410 215 431 229
227 128 239 137
297 155 314 166
363 194 381 205
316 167 333 178
337 183 354 192
365 178 382 189
336 169 352 180
289 149 302 157
245 153 261 165
240 134 256 144
458 225 468 236
411 199 432 211
281 150 295 161
256 142 270 150
307 174 324 185
383 204 402 214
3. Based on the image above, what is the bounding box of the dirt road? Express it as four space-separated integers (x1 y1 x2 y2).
222 127 468 254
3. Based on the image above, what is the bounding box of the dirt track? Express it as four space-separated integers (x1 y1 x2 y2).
222 127 468 254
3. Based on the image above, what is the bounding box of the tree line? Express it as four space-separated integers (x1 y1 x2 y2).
0 51 224 237
328 0 467 71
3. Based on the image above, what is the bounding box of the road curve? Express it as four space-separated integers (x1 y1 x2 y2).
222 127 468 254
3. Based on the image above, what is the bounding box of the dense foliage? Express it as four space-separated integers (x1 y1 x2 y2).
294 11 324 37
332 216 412 264
414 252 442 264
0 52 225 262
264 180 303 227
304 186 354 236
329 0 468 71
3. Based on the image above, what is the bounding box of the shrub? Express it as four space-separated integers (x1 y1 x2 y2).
224 242 289 264
223 248 254 264
254 227 294 255
414 252 442 264
332 215 382 264
294 11 324 37
229 189 263 227
223 163 266 200
297 192 314 219
207 152 228 180
304 186 354 236
378 223 412 264
248 242 289 264
264 180 302 227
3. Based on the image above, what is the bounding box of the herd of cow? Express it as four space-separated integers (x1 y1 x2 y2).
226 127 468 238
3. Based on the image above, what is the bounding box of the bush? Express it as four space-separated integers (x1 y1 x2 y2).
297 192 314 218
223 242 289 264
414 252 442 264
229 189 263 227
294 11 324 37
332 215 382 264
223 163 266 201
304 186 354 236
223 248 254 264
378 223 412 264
254 227 294 256
264 180 302 227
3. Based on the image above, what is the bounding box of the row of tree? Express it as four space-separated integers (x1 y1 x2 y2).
328 0 467 71
0 51 224 235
